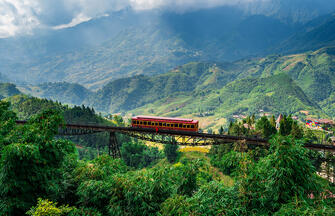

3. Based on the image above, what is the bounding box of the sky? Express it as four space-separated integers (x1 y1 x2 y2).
0 0 262 38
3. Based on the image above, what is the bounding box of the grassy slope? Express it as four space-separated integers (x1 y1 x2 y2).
84 62 239 113
131 74 325 130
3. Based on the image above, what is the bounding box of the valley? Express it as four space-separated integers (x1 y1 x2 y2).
11 47 334 130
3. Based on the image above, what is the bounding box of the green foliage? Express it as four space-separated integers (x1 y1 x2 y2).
228 121 249 136
256 116 277 139
164 142 179 163
1 100 335 215
120 141 163 169
241 135 321 212
68 207 102 216
0 108 76 215
279 115 294 136
26 198 73 216
0 101 17 149
160 182 247 216
274 198 335 216
4 95 118 158
215 151 244 176
291 121 304 139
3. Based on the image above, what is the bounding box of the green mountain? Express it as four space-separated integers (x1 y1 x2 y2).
0 83 21 98
0 6 309 88
18 82 92 105
131 74 323 121
79 47 333 117
84 62 239 112
277 14 335 54
9 47 334 128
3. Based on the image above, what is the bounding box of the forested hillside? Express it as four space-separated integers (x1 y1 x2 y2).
19 82 92 105
3 95 118 159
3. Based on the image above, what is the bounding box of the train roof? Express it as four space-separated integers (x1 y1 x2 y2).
133 115 198 123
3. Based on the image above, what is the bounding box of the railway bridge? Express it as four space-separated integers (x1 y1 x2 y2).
16 120 335 158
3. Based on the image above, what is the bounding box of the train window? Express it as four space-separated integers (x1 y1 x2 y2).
191 125 194 128
163 123 166 126
159 122 162 126
144 121 147 125
187 125 190 128
167 124 170 127
179 124 182 127
174 124 178 127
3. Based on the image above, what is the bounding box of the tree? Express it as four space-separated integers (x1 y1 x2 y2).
242 135 320 212
270 115 276 128
26 198 73 216
0 101 17 149
255 116 276 139
0 109 76 215
279 115 293 136
218 126 224 135
120 141 162 168
164 140 179 163
291 121 303 139
228 122 248 136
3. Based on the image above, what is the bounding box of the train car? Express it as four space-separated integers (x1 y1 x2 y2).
131 115 199 132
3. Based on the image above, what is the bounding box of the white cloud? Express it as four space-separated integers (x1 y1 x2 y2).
52 13 92 30
0 0 263 38
0 0 41 38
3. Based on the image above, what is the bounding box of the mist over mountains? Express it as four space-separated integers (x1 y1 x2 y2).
1 0 335 88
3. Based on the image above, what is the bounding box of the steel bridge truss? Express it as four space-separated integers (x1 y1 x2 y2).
15 121 335 159
122 131 261 147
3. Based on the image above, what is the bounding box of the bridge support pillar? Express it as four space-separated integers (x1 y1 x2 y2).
109 132 121 158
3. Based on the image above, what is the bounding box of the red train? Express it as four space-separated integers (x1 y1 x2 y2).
131 115 199 132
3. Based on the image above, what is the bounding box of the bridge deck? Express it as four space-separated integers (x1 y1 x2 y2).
15 120 335 151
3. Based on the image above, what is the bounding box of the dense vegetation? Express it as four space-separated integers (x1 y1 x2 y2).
1 101 334 215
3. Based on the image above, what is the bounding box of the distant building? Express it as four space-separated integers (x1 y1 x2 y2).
300 110 309 115
306 118 334 131
276 114 283 130
243 123 255 130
